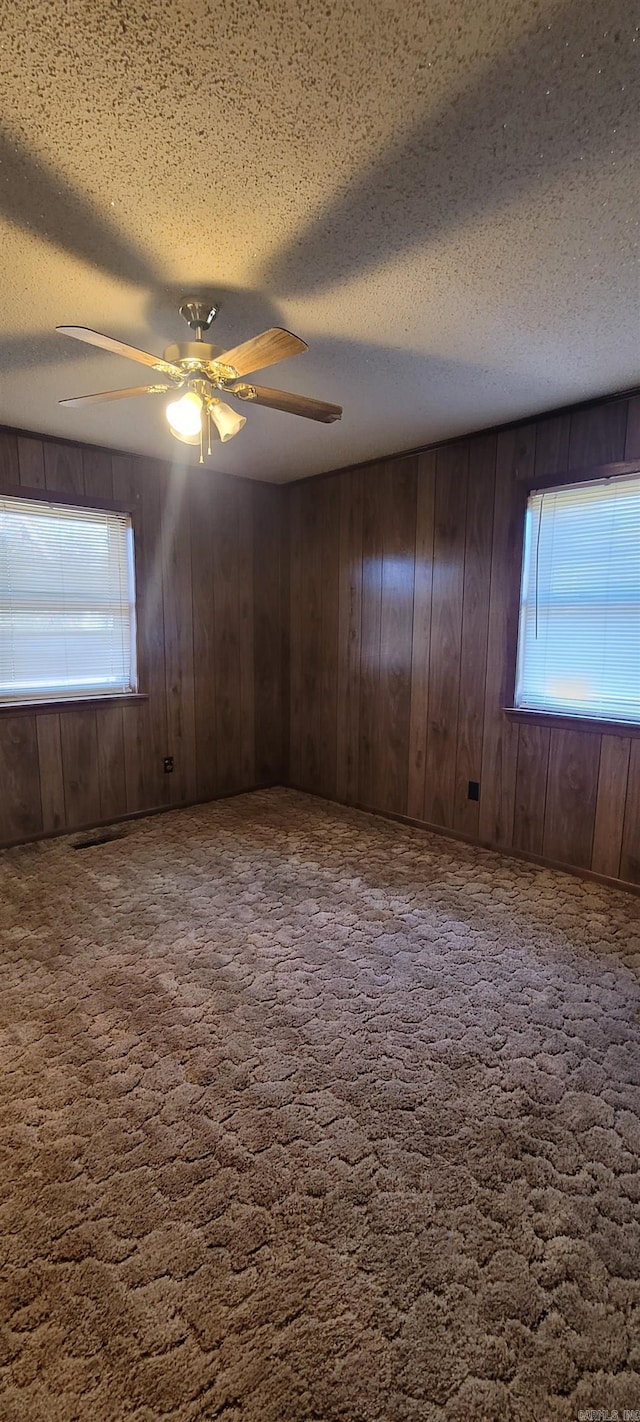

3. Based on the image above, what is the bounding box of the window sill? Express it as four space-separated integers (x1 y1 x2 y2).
0 694 148 716
504 708 640 738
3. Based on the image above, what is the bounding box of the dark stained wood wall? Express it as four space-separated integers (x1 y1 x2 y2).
0 431 285 846
287 393 640 888
2 391 639 885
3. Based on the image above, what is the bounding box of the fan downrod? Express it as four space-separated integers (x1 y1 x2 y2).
179 298 219 341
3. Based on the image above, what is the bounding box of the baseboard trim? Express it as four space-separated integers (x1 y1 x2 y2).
285 783 640 899
0 782 281 853
4 780 639 900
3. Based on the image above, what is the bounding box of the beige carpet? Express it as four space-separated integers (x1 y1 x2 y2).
0 788 639 1422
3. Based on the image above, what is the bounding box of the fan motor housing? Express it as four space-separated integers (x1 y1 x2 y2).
163 341 222 366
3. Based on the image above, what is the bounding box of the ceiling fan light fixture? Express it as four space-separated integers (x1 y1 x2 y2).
166 389 203 439
57 310 342 455
208 399 247 442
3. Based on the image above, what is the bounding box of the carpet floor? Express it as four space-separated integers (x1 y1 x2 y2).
0 788 639 1421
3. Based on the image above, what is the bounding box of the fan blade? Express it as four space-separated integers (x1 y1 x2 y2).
59 384 171 407
217 328 307 377
56 326 182 378
230 383 342 423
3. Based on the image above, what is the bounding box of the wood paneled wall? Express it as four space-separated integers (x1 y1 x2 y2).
287 393 640 888
2 390 639 886
0 430 286 846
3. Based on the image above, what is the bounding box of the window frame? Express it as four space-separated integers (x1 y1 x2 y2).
504 456 640 738
0 482 146 714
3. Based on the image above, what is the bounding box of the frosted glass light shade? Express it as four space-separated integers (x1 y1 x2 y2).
209 400 247 442
166 390 203 439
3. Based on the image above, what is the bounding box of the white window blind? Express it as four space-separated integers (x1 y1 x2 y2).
515 472 640 723
0 496 138 705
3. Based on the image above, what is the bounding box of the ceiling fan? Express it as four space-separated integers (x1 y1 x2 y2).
57 299 342 461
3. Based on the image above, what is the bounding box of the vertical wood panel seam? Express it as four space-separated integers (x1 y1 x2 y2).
409 480 419 813
211 492 220 786
236 487 244 777
478 448 496 793
591 736 603 871
513 726 523 846
188 476 197 796
59 715 68 826
508 426 537 846
331 494 341 798
334 486 341 786
318 489 327 796
189 477 199 792
356 476 365 803
452 447 470 813
619 739 633 881
422 470 436 819
375 472 384 736
160 485 172 767
540 722 552 852
244 484 256 785
424 459 439 822
398 461 418 816
622 399 630 460
621 743 632 849
36 725 46 832
478 441 506 841
94 710 111 820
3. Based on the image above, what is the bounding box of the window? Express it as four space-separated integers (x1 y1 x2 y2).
515 472 640 724
0 496 138 706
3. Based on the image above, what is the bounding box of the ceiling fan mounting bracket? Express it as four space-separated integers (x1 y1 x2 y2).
179 298 219 338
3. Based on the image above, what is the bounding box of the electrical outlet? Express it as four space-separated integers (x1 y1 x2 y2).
468 780 480 802
164 756 174 773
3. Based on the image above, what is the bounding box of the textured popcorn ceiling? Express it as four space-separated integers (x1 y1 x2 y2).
0 0 638 482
